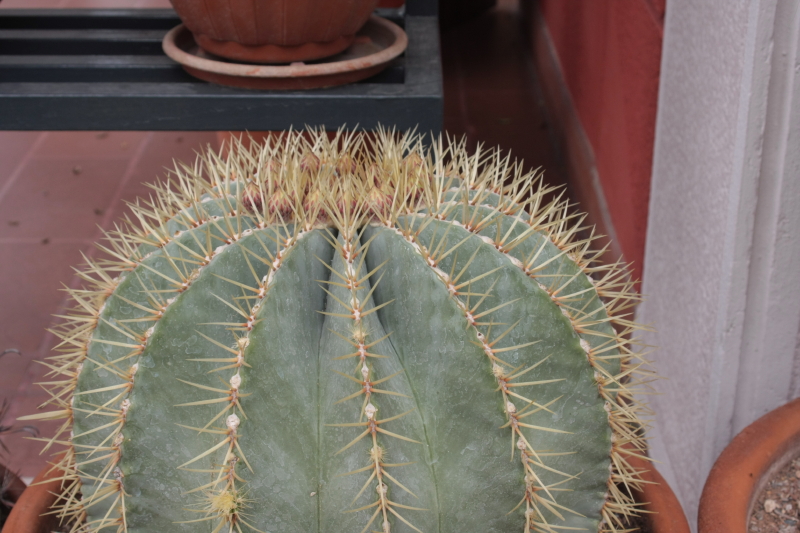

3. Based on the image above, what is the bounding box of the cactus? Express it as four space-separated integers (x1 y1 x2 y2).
22 130 652 533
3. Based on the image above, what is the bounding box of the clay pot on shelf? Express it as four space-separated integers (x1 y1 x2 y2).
169 0 378 64
699 397 800 533
2 459 689 533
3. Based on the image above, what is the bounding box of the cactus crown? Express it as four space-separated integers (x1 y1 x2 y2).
23 129 653 533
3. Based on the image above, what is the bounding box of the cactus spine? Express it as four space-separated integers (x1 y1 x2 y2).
22 130 652 533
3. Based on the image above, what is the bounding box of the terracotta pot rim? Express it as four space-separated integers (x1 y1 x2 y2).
162 15 407 79
699 397 800 533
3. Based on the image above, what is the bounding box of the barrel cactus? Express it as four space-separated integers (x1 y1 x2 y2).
23 130 651 533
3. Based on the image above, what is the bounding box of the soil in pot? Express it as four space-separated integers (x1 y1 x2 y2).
700 398 800 533
749 455 800 533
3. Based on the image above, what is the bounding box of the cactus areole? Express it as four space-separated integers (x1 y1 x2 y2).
24 130 652 533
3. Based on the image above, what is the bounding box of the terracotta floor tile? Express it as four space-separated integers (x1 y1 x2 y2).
0 0 63 8
7 366 54 416
0 133 43 193
0 242 88 358
0 352 38 400
0 239 88 470
107 132 219 224
0 158 132 241
118 131 218 193
2 391 61 479
34 132 148 162
2 424 59 479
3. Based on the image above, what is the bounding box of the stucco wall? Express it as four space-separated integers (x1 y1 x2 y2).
640 0 800 528
641 2 751 520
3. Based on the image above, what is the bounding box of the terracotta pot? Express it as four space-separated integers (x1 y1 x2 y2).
699 397 800 533
169 0 378 64
2 459 688 533
1 466 61 533
629 455 692 533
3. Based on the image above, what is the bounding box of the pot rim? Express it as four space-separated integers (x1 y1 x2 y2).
699 397 800 533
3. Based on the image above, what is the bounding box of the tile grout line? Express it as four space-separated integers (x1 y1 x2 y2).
9 132 155 426
0 132 49 207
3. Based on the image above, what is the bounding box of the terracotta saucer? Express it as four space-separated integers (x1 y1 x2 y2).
162 16 408 91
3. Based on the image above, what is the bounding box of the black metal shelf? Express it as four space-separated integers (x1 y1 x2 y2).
0 6 442 132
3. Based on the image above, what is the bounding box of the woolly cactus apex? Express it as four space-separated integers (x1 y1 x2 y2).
21 129 654 533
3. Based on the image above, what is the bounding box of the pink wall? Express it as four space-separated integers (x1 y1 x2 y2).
538 0 664 281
